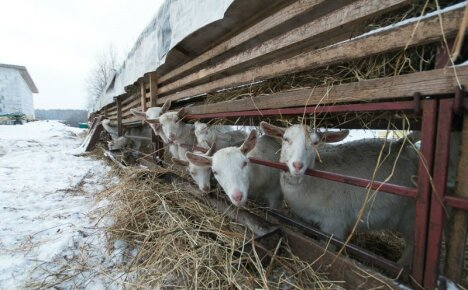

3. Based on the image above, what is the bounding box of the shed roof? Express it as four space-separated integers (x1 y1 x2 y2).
0 63 39 93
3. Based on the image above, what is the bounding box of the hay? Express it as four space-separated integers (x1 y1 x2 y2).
99 167 340 289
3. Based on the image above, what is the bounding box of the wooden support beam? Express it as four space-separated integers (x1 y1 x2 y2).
115 97 123 137
159 7 465 104
159 0 410 95
186 65 468 115
149 72 158 107
445 112 468 283
140 79 147 113
82 116 103 152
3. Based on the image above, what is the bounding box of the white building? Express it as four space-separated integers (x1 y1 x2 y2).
0 63 38 121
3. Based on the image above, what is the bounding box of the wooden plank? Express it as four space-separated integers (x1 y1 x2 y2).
140 80 147 112
149 72 158 107
121 94 136 106
158 0 328 84
158 7 465 105
158 0 410 95
281 227 403 289
186 66 468 115
84 118 103 152
116 97 123 137
445 112 468 283
122 98 141 112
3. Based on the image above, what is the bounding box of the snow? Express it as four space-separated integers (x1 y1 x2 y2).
0 121 124 289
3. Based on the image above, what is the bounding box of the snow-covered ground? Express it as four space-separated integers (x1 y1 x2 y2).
0 121 123 289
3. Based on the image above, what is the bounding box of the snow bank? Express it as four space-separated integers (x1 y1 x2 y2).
0 121 123 289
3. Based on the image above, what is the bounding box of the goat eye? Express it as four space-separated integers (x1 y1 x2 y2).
242 161 248 168
283 137 290 143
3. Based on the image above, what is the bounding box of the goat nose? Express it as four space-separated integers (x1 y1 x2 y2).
293 161 304 170
202 186 210 192
232 189 243 202
169 134 175 140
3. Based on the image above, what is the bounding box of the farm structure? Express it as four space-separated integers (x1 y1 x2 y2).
0 63 38 124
87 0 468 289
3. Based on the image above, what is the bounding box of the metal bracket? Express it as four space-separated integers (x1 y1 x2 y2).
453 85 465 115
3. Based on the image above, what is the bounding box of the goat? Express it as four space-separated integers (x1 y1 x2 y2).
130 100 181 158
101 119 118 140
194 121 247 149
186 130 283 209
108 136 128 151
172 146 216 193
261 121 417 266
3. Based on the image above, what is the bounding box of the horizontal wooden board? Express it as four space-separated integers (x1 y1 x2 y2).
186 65 468 115
158 0 410 95
158 7 465 105
158 0 328 84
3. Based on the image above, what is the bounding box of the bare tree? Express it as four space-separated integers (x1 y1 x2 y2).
86 45 119 110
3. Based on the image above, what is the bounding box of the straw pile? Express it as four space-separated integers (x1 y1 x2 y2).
99 166 340 289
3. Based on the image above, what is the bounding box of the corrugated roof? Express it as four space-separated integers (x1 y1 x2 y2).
0 63 39 93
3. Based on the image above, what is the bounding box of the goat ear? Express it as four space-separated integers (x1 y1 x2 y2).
130 108 146 119
206 143 217 156
240 130 257 155
186 152 212 167
260 121 285 139
320 129 349 143
172 158 189 167
161 99 172 114
177 107 189 119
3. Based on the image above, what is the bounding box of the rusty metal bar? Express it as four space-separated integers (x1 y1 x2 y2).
185 100 415 120
445 196 468 210
250 158 418 197
266 209 408 279
424 98 453 289
411 99 437 285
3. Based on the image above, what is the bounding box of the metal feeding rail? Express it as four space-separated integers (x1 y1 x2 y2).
183 95 467 289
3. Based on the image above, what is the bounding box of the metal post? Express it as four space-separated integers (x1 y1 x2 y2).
424 98 453 289
412 100 437 285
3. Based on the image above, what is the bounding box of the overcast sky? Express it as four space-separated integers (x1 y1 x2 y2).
0 0 164 110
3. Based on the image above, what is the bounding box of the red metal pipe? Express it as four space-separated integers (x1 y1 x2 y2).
424 98 453 289
249 158 418 197
445 196 468 210
412 100 438 285
185 100 415 120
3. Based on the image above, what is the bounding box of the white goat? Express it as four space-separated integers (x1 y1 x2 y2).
101 119 118 140
194 121 247 149
261 122 417 265
130 100 181 159
108 136 128 151
172 146 216 193
153 108 197 161
186 130 283 209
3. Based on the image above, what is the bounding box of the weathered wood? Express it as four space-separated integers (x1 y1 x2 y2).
122 98 141 112
140 80 147 113
186 66 468 115
159 0 410 95
149 72 158 107
158 0 328 84
281 227 403 289
445 112 468 283
83 117 103 152
158 7 465 104
116 97 123 137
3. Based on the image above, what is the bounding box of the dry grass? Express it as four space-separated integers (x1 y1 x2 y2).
98 166 341 289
